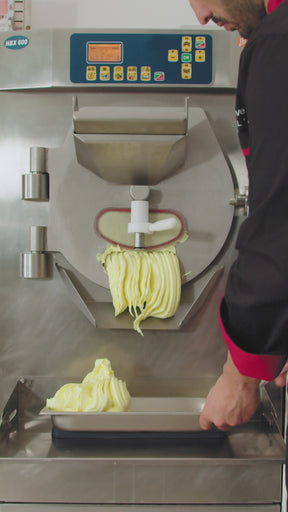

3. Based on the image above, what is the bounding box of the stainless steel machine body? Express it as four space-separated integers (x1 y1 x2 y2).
0 28 286 511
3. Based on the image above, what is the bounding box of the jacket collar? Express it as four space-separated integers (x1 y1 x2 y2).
267 0 285 13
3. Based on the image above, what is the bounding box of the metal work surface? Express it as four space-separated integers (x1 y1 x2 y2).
0 507 282 512
0 378 285 504
0 28 285 509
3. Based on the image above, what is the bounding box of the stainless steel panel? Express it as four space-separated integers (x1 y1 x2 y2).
0 459 283 504
0 30 53 89
0 29 242 90
0 507 282 512
73 104 188 135
73 132 186 184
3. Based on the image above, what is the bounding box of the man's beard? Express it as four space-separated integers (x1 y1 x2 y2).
212 1 266 39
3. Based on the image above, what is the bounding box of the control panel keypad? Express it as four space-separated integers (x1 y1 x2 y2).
71 33 212 85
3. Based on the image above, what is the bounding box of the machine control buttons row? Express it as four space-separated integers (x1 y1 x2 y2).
86 66 166 81
86 63 195 82
168 36 207 63
168 49 206 63
87 65 153 81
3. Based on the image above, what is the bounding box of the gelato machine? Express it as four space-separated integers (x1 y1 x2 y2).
0 28 286 511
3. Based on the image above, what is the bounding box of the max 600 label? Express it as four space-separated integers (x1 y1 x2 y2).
4 36 30 49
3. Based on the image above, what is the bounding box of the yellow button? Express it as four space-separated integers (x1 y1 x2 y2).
182 36 192 52
182 63 192 79
195 36 206 49
141 66 151 81
127 66 137 81
100 66 110 81
114 66 124 81
168 49 179 62
195 50 206 62
86 66 96 81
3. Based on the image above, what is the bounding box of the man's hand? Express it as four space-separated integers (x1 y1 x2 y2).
200 352 260 431
274 361 288 388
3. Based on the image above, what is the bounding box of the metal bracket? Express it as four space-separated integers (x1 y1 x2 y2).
56 263 223 331
230 187 249 215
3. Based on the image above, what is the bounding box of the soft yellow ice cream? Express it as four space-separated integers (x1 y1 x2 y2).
46 358 131 412
97 245 181 335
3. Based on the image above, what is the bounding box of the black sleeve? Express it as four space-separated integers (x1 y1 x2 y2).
224 33 288 358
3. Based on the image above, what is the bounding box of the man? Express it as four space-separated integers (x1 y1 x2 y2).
187 0 288 430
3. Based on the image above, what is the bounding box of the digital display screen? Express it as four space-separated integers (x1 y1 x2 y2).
87 42 122 63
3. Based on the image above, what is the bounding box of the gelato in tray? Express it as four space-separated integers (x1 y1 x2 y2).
40 397 205 432
46 358 131 413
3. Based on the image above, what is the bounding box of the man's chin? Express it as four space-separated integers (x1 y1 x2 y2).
224 25 237 31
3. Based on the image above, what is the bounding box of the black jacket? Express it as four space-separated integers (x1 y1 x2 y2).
220 0 288 378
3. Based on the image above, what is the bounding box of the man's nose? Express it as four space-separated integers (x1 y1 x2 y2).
189 0 213 24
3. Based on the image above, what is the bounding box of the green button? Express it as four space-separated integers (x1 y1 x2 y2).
182 53 192 63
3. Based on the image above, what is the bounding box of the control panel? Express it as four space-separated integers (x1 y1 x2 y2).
70 32 213 85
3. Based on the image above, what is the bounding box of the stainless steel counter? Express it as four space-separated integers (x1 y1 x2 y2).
0 377 285 506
